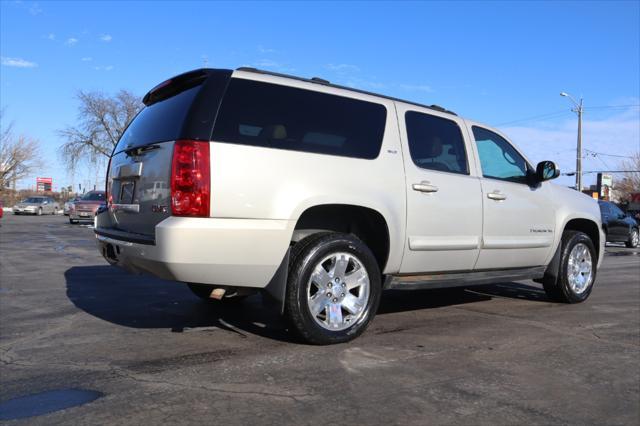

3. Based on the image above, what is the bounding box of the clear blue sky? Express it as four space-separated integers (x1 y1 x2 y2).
1 0 639 191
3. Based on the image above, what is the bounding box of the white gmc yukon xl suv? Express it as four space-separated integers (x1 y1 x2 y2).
95 68 604 344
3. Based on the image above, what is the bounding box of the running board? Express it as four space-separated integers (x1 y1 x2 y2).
385 266 546 290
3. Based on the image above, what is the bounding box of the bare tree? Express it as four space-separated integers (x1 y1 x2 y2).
58 90 142 167
615 152 640 202
0 111 42 189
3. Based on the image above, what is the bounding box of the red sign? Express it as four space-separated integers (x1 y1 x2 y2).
36 177 53 192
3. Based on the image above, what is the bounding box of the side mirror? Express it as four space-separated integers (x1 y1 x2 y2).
536 161 560 182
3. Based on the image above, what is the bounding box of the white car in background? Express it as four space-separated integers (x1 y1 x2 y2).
63 197 81 216
13 196 59 215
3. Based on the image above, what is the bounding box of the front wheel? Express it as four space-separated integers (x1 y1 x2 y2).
626 228 639 248
543 230 597 303
285 233 381 345
37 208 42 216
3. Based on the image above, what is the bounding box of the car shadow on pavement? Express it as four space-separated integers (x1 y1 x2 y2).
64 265 294 342
65 266 549 343
378 281 548 315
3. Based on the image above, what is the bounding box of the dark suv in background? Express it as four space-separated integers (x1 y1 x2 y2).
598 201 639 248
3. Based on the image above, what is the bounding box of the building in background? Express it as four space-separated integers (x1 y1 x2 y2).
36 177 52 192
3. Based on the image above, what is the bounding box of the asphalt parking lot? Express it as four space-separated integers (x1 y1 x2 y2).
1 213 639 425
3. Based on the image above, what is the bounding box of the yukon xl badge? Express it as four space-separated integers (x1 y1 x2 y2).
152 205 168 213
530 228 553 233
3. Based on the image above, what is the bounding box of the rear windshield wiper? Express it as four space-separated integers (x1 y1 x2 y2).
124 144 161 157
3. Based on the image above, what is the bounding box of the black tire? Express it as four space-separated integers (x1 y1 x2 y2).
37 208 42 216
187 283 247 303
543 230 597 303
285 232 382 345
626 228 639 248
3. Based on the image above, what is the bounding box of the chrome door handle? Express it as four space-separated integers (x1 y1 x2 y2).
487 191 507 201
412 182 439 193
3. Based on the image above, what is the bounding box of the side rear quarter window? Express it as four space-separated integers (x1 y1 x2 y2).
405 111 469 174
212 79 387 159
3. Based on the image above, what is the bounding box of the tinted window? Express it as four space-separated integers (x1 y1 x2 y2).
114 85 201 154
24 197 44 203
405 111 468 174
473 126 531 183
212 79 387 159
609 203 624 217
82 192 105 201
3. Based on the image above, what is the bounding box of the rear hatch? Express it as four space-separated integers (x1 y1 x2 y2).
101 69 232 240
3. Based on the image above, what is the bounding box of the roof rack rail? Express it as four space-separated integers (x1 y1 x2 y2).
310 77 330 85
234 67 457 116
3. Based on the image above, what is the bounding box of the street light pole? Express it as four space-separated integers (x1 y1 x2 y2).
560 92 584 191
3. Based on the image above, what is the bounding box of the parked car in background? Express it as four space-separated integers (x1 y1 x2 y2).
69 191 106 224
13 196 59 215
95 67 604 344
0 201 3 220
64 197 81 216
599 201 639 248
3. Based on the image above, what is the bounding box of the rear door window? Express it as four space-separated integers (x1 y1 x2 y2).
212 79 387 159
405 111 469 174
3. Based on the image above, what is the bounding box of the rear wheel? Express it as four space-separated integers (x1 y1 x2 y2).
543 230 597 303
626 228 639 248
285 233 381 345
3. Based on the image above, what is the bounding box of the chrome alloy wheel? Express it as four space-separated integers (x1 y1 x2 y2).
631 230 639 247
567 242 593 294
306 252 370 331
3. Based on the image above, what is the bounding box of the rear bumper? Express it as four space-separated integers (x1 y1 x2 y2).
70 211 95 221
13 208 37 214
95 215 293 288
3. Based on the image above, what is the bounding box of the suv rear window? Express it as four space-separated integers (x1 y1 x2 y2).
212 79 387 159
114 85 201 154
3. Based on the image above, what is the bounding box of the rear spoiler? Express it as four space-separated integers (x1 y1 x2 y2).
142 69 211 106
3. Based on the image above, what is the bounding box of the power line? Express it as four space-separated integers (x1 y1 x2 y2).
584 104 640 110
495 110 573 126
563 170 639 175
594 153 612 170
495 104 640 127
584 149 635 159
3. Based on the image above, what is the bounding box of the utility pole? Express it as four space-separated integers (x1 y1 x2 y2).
561 92 584 191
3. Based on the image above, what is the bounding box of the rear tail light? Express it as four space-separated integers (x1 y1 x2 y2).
170 140 210 217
